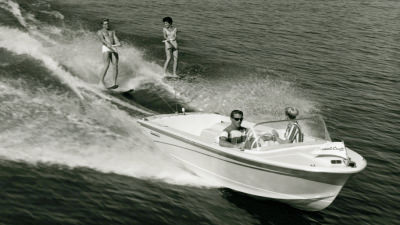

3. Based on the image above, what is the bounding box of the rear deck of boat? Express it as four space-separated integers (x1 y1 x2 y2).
144 113 252 142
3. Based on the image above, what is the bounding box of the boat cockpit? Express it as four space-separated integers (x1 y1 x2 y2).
243 116 331 150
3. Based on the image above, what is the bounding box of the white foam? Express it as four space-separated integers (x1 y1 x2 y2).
0 0 215 186
1 0 184 104
0 26 84 98
0 26 157 114
0 0 27 27
0 0 57 45
0 0 315 189
0 80 218 187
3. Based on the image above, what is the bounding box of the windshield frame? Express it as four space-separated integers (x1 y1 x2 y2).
245 115 331 151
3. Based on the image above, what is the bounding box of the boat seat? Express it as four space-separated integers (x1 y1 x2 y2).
200 121 230 143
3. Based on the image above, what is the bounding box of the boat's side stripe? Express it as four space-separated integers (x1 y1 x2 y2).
154 140 295 176
170 153 336 200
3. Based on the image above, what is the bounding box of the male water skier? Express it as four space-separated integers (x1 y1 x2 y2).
272 107 304 144
98 18 121 89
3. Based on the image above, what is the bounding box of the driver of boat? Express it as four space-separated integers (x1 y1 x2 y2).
219 110 248 148
272 107 304 144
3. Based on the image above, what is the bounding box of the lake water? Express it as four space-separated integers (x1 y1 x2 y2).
0 0 399 224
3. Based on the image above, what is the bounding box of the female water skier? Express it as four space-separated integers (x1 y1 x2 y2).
98 18 121 89
162 17 179 77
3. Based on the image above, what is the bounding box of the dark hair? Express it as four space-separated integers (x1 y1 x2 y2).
162 17 173 24
285 107 299 120
230 110 243 118
286 113 296 120
102 18 109 24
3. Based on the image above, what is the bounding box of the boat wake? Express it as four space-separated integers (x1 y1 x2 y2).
0 0 219 188
0 0 316 189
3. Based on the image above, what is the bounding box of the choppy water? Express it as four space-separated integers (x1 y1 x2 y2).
0 0 399 224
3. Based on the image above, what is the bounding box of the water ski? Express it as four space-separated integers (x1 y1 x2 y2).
98 85 133 94
107 87 135 94
106 84 119 90
163 75 181 81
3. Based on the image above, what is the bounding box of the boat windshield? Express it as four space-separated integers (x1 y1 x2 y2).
244 116 331 150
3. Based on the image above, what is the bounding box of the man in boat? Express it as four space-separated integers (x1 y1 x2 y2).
98 18 121 89
219 110 276 149
219 110 248 148
272 107 304 144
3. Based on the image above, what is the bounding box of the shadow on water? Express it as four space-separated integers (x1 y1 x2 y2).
0 160 218 225
123 86 195 114
220 188 325 225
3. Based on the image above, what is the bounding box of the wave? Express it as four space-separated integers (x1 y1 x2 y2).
0 0 216 187
165 72 316 121
1 0 315 118
0 79 215 187
0 26 86 98
0 0 59 44
0 0 179 100
0 0 316 188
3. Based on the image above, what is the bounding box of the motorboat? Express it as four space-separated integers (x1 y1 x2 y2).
137 112 367 211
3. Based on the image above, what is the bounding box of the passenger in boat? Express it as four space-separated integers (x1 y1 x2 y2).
98 18 121 89
162 16 179 77
219 110 247 148
272 107 304 144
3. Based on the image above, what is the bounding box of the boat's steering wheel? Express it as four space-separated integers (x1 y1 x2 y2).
251 136 264 149
245 130 272 150
245 129 264 150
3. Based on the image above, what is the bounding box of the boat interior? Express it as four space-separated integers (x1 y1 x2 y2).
149 113 329 146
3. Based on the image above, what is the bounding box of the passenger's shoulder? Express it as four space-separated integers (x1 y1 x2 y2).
223 125 233 132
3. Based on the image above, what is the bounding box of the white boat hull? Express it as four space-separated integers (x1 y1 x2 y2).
137 113 366 211
140 125 350 211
